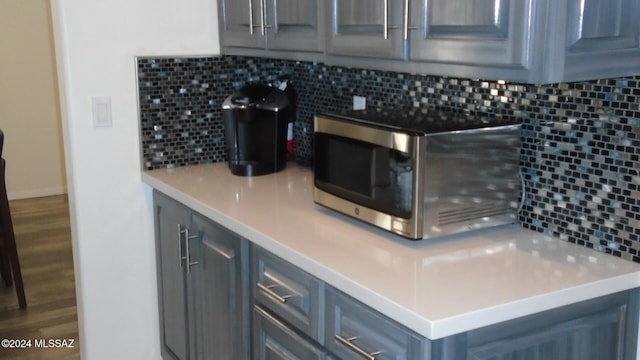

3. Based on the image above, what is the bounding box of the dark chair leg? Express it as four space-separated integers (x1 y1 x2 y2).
0 247 12 286
7 237 26 309
0 158 26 309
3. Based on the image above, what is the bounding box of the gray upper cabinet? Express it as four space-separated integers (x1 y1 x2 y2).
325 0 538 81
407 0 533 80
326 0 406 59
561 0 640 82
218 0 325 59
268 0 324 52
218 0 640 84
218 0 264 49
323 0 640 84
326 0 530 65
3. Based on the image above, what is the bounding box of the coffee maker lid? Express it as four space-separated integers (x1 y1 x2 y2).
222 84 289 112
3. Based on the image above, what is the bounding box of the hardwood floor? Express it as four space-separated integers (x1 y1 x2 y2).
0 195 79 359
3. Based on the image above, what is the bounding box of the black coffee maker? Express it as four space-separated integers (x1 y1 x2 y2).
222 81 295 176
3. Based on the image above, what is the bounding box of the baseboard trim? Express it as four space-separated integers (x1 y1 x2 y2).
8 187 67 200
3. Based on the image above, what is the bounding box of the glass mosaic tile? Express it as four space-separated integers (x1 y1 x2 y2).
137 56 640 263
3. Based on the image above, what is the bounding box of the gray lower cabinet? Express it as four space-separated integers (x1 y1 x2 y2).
155 192 639 360
155 192 191 360
253 243 424 360
461 291 640 360
253 247 323 341
252 243 639 360
154 191 249 360
252 246 327 359
325 287 430 359
254 306 330 360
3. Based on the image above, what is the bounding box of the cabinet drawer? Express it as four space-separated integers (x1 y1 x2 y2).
325 287 428 360
254 306 328 360
253 247 323 342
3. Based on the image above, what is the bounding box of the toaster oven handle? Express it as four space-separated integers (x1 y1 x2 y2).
314 115 414 154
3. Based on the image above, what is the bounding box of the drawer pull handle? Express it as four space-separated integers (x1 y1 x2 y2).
257 282 293 303
335 334 381 360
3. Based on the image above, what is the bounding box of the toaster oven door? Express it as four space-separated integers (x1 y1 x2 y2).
313 115 424 238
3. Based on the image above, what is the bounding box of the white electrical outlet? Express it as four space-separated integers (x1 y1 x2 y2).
353 96 366 110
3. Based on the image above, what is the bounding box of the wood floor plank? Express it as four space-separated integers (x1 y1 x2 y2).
0 195 79 359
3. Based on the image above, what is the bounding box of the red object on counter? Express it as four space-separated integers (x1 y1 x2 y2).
287 123 294 160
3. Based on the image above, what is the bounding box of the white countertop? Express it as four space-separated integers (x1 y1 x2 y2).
142 163 640 340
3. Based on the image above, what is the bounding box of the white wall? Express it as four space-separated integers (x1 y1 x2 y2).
50 1 219 359
0 0 66 200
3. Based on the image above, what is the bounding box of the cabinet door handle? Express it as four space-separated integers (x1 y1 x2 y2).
259 0 266 36
383 0 390 40
178 224 186 268
260 0 274 32
184 228 199 272
383 0 401 40
335 334 381 360
403 0 409 40
248 0 257 35
402 0 422 40
257 282 293 303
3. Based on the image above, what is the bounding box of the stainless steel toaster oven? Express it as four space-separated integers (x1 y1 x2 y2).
313 110 522 240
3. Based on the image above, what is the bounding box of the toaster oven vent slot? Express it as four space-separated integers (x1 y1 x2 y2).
438 205 511 226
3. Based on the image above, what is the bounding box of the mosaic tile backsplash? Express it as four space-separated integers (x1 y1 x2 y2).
137 56 640 263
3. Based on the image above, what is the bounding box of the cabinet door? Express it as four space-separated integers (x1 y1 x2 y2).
266 0 324 52
466 308 628 359
190 214 249 360
465 291 634 360
253 306 327 360
326 0 406 59
154 192 191 360
563 0 640 81
408 0 533 70
219 0 266 48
